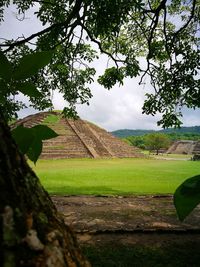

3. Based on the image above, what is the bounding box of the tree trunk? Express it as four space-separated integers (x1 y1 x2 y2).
0 112 90 267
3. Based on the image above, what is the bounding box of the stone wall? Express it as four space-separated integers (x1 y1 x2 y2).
167 140 198 155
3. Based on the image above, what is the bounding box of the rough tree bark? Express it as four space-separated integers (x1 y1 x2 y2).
0 111 90 267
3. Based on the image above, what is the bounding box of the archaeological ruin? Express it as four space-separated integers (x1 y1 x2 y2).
167 140 200 155
11 111 143 159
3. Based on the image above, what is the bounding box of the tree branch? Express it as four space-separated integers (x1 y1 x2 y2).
1 0 83 52
79 22 126 68
173 0 196 41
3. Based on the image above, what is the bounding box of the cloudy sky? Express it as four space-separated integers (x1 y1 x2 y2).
1 5 200 131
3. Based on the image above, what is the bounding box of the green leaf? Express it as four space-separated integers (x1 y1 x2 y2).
0 79 8 94
12 124 58 164
174 175 200 221
17 82 43 98
98 67 124 89
32 125 59 140
11 125 34 154
13 51 54 80
0 51 12 80
26 139 43 164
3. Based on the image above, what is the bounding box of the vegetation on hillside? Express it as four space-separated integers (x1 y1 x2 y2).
112 126 200 138
125 132 200 150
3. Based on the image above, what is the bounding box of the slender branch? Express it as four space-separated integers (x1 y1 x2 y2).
68 23 85 82
140 0 167 84
147 0 167 55
173 0 196 41
1 25 56 51
14 12 26 21
142 0 167 14
1 0 83 52
79 22 125 67
51 20 79 50
27 41 37 46
72 25 84 57
163 4 172 65
74 58 90 69
129 14 149 41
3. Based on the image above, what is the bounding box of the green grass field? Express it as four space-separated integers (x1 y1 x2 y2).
31 158 200 195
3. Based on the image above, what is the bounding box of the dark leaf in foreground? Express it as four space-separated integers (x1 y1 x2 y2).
174 175 200 221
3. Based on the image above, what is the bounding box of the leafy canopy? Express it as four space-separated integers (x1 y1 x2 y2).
144 133 170 153
0 0 199 127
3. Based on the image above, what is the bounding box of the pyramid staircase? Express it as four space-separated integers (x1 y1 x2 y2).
87 122 142 158
11 112 143 159
41 118 92 159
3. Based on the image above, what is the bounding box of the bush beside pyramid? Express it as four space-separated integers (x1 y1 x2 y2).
11 111 143 159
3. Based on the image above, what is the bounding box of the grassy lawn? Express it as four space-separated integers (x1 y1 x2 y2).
31 158 200 195
163 153 192 159
142 151 192 159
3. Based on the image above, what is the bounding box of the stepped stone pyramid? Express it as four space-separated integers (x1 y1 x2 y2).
11 111 143 159
167 140 200 155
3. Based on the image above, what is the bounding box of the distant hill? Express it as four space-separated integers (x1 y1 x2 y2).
111 126 200 138
111 129 155 138
159 126 200 134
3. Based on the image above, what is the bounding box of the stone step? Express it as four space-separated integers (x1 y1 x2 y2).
42 148 88 153
44 138 84 144
40 153 91 159
88 123 143 158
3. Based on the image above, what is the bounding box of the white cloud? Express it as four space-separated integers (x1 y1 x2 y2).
182 108 200 127
1 4 43 40
76 78 163 131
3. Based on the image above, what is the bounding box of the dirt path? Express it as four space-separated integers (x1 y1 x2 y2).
52 195 200 246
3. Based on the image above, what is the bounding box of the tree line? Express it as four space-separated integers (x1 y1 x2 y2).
125 132 200 151
112 126 200 138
